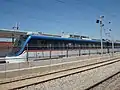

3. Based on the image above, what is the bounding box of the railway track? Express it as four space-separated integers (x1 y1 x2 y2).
85 71 120 90
0 55 120 90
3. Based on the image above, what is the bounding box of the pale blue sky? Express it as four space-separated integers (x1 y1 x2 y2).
0 0 120 40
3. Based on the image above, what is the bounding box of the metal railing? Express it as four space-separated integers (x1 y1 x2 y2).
0 45 120 80
0 45 120 59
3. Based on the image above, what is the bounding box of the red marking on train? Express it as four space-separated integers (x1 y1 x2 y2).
24 50 67 52
21 48 103 54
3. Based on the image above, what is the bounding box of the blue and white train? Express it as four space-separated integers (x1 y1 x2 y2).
5 33 120 63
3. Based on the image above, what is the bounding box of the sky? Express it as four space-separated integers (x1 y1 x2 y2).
0 0 120 40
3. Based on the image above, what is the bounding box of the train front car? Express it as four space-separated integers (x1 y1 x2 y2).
5 35 29 63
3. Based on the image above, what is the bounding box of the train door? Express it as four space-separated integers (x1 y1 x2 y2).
27 38 38 61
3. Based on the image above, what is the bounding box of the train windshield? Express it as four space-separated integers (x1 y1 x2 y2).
7 35 28 56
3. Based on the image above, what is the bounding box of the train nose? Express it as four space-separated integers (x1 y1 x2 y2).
5 56 17 63
5 56 10 63
5 56 25 63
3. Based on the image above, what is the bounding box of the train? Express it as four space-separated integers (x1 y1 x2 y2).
5 33 120 63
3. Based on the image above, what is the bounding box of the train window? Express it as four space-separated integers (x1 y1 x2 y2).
86 43 88 47
28 39 50 50
53 41 59 50
14 35 28 48
27 38 38 50
28 39 38 47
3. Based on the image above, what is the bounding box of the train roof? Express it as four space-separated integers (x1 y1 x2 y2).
29 35 120 44
30 35 104 43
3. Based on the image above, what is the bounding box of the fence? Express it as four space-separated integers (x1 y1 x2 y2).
0 45 120 80
0 45 120 60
